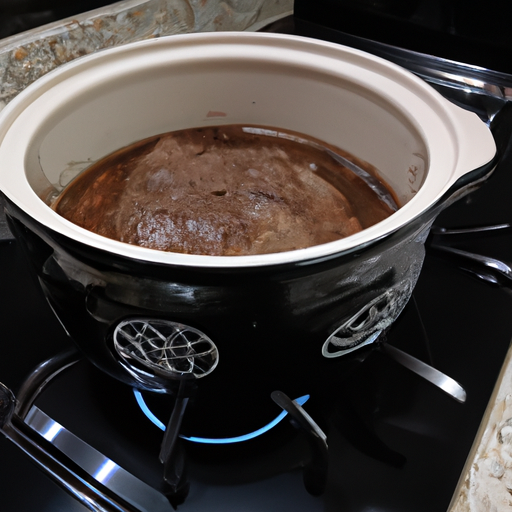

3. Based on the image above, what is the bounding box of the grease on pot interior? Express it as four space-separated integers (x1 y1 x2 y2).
52 125 398 256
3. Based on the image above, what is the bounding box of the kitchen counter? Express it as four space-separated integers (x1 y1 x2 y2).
0 1 510 510
0 0 293 110
449 345 512 512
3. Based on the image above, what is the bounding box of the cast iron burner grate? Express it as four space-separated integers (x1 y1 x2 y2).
430 223 512 289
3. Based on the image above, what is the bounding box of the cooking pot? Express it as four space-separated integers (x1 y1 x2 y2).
0 32 496 398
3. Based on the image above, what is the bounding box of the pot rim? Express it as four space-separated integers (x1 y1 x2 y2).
0 31 497 268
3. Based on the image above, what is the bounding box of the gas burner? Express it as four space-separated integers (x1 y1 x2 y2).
134 389 311 444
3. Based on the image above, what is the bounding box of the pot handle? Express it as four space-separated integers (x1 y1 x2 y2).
447 100 498 184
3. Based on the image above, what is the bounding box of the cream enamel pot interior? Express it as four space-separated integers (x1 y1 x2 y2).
0 32 497 395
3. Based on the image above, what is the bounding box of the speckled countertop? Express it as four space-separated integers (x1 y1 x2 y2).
0 1 510 510
449 348 512 512
0 0 292 109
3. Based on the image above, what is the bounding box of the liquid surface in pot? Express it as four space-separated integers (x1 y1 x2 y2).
53 125 398 256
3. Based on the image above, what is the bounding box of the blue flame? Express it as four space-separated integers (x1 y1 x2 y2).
134 390 310 445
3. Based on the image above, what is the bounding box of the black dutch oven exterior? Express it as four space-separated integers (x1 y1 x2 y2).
2 157 493 400
0 33 497 420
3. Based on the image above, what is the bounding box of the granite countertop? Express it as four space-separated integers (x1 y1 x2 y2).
0 1 510 510
449 349 512 512
0 0 293 110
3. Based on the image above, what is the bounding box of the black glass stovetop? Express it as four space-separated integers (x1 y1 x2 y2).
1 4 512 512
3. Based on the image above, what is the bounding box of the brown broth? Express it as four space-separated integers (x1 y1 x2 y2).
53 125 398 256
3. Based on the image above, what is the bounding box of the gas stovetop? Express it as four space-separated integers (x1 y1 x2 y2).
1 4 512 512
